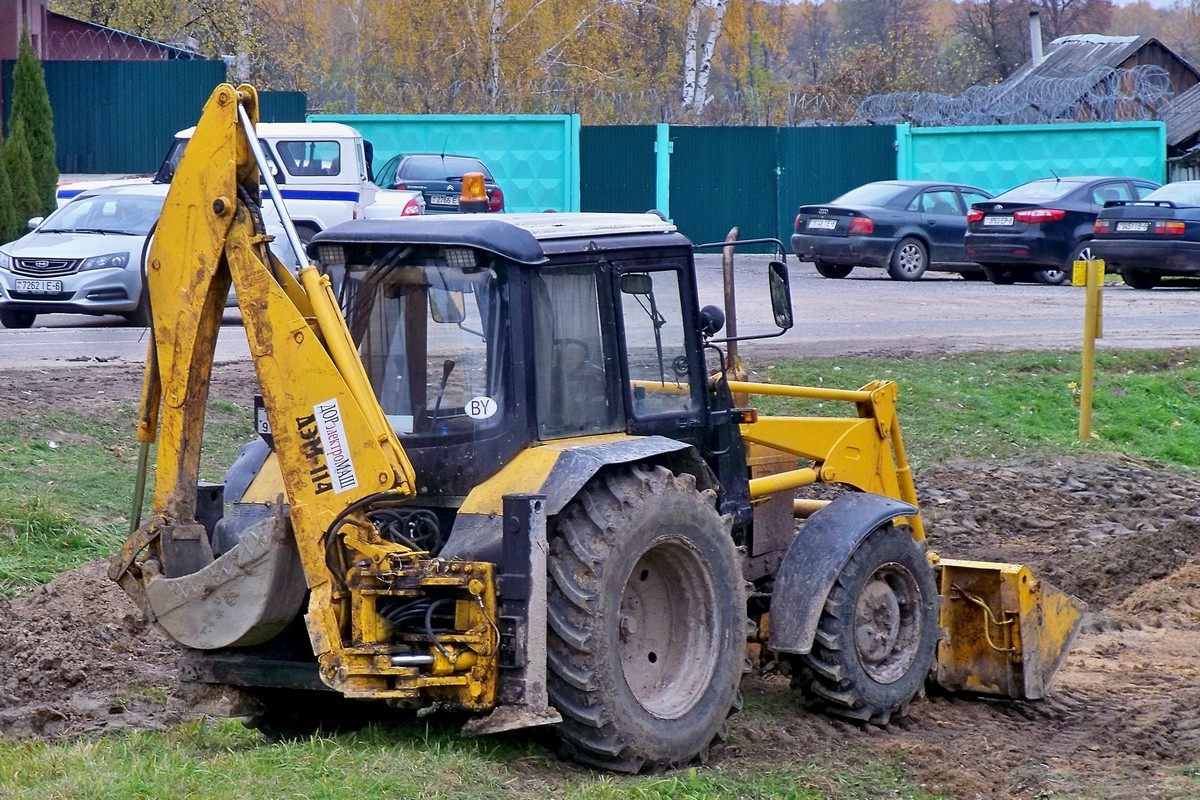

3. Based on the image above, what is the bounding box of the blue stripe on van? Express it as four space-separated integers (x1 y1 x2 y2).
278 189 361 202
56 188 85 200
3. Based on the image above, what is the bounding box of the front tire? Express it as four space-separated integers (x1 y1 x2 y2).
794 524 938 725
982 264 1017 285
814 262 853 279
547 466 746 772
888 238 928 281
0 309 35 329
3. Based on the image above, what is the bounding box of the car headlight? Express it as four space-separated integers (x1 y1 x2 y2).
80 252 131 271
0 252 10 271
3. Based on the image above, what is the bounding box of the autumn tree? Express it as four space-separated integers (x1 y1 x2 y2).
1036 0 1113 42
955 0 1032 84
786 0 837 85
11 24 57 215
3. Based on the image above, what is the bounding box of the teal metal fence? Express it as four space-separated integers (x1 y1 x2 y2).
313 113 582 213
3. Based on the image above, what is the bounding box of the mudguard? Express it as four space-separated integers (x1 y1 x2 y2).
769 492 918 655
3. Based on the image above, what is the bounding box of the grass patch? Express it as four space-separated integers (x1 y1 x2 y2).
0 719 942 800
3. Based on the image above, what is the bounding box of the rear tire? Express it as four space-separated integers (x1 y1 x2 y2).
0 309 35 329
794 524 938 725
547 466 745 772
982 265 1017 285
814 262 853 280
888 238 927 281
1122 268 1161 290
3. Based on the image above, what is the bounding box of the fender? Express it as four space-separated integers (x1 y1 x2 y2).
768 492 918 655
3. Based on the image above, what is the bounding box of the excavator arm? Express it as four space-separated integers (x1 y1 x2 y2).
109 84 498 708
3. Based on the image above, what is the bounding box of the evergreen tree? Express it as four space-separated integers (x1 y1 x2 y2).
0 136 17 244
5 118 40 231
11 24 57 215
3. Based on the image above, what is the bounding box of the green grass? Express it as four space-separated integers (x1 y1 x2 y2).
748 349 1200 470
0 719 941 800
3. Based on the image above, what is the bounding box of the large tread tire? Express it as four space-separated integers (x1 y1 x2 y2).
547 465 746 773
888 237 928 281
794 524 938 726
814 262 853 279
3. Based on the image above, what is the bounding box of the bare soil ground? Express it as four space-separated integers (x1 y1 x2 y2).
2 362 1199 798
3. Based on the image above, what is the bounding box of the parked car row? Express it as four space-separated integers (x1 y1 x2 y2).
793 176 1167 287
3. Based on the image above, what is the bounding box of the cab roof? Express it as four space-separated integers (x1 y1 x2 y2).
312 213 683 266
173 122 363 140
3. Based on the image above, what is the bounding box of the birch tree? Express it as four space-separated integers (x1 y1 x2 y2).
682 0 729 114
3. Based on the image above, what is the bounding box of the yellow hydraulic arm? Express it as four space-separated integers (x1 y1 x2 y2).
109 84 498 708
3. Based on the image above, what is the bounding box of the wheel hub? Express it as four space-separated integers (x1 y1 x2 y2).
854 563 922 684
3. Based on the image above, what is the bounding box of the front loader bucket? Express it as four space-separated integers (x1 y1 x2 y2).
934 559 1085 700
144 506 307 650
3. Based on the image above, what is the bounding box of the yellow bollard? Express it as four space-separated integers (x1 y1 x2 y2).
1072 258 1104 440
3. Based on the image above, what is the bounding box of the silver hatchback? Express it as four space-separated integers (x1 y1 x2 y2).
0 185 163 328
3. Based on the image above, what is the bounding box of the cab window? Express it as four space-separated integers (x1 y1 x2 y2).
618 269 698 419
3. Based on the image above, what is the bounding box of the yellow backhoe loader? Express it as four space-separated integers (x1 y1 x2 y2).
111 84 1084 772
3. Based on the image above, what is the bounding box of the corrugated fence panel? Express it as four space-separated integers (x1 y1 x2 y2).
580 125 657 213
313 113 581 213
899 122 1167 195
258 91 307 123
34 60 226 173
668 126 778 247
778 126 899 239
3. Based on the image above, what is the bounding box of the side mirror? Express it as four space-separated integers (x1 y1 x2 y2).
27 216 44 231
768 260 793 331
620 273 653 296
429 287 465 323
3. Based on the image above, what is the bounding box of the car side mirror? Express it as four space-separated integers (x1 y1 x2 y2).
27 216 44 231
768 260 793 331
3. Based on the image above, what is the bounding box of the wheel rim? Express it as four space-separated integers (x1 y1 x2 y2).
854 562 923 684
619 538 720 718
896 243 924 276
1041 269 1066 283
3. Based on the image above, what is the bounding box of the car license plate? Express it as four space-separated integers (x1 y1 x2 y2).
807 218 837 230
983 216 1014 226
429 194 459 207
14 278 62 294
1115 221 1150 232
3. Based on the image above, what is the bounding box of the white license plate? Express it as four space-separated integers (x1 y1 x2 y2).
1115 221 1150 232
429 194 459 207
14 278 62 294
807 218 837 230
983 216 1014 227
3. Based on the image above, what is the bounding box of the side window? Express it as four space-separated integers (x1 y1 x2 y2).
276 140 342 177
619 269 698 419
1134 183 1158 200
533 267 621 439
920 189 959 215
1091 183 1131 206
962 190 990 210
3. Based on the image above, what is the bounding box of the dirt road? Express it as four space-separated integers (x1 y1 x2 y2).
2 297 1200 797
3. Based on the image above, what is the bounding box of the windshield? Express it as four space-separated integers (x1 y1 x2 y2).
999 179 1087 203
335 248 508 440
42 193 163 235
831 182 909 207
1143 183 1200 205
400 156 492 181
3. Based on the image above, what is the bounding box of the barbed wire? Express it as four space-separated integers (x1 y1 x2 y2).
43 27 1178 128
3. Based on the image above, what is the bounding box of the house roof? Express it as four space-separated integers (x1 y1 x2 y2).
1006 35 1154 85
1160 82 1200 149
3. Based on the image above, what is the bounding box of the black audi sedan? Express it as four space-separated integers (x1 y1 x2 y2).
791 180 993 281
965 176 1160 285
1092 181 1200 289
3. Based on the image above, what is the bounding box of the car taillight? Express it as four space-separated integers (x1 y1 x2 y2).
1094 219 1110 234
402 198 421 216
395 183 407 191
1155 220 1186 235
794 214 803 232
488 186 504 213
1013 208 1065 223
848 216 874 234
967 209 984 224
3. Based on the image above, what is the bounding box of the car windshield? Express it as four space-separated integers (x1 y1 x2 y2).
831 183 909 207
998 180 1088 203
40 193 163 236
1142 183 1200 205
400 156 491 181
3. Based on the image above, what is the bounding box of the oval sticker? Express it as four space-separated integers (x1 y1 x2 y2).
466 396 498 419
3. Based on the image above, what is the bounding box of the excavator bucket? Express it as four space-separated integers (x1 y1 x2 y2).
934 559 1085 699
143 506 307 650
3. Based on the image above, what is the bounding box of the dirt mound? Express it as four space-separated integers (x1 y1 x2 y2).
0 561 183 737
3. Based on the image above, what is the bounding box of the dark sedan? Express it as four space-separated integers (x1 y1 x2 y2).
374 153 504 213
965 176 1160 286
791 181 993 281
1091 181 1200 289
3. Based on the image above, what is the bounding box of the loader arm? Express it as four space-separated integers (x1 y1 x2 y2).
109 84 499 708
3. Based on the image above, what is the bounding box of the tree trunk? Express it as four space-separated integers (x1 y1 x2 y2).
693 0 728 114
681 0 700 109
